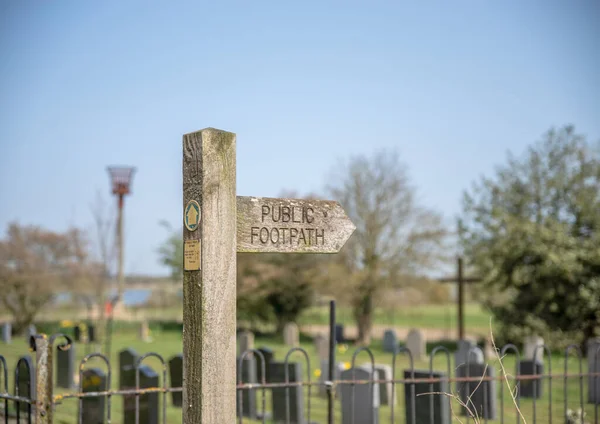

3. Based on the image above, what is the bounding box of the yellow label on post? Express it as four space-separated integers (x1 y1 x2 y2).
184 239 201 271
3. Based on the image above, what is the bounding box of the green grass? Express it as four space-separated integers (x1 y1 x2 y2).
0 326 596 423
298 303 492 331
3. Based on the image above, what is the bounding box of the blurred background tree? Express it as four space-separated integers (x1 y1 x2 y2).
326 150 448 345
0 223 97 334
460 125 600 347
157 220 183 282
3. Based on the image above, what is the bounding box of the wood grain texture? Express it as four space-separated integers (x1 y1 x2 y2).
236 196 356 253
183 128 236 424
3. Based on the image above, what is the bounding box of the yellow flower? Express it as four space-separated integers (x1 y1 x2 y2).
314 369 321 378
60 320 73 328
343 362 351 370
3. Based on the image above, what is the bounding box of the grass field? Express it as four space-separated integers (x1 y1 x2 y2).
299 303 492 331
22 302 493 333
0 324 596 424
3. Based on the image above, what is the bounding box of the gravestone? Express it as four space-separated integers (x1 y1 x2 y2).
255 346 274 383
236 356 257 419
74 325 82 342
319 360 346 397
360 363 395 406
588 338 600 404
284 322 300 347
518 360 543 398
456 363 497 419
1 322 11 344
169 354 183 407
123 365 160 424
523 335 544 362
15 356 35 413
238 330 254 356
119 347 139 421
80 368 107 424
335 324 345 344
26 324 36 343
119 348 139 389
88 324 96 343
404 370 450 424
340 367 379 424
314 334 329 360
56 344 76 389
406 329 426 362
139 321 151 342
454 339 484 368
270 361 305 423
383 329 398 353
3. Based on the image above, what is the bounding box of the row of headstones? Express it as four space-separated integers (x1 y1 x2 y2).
0 320 153 345
0 323 37 345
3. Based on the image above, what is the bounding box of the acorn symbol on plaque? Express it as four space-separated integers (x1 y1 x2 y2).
185 200 200 231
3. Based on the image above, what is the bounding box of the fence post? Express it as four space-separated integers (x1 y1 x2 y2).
327 300 336 424
33 334 53 424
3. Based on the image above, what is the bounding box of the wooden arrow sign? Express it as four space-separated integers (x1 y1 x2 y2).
236 196 356 253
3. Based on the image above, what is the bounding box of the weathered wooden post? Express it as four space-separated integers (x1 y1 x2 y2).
183 128 237 423
182 127 355 423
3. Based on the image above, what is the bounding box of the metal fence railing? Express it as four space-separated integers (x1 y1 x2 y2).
0 302 599 423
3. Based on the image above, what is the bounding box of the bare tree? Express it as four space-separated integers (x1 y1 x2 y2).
0 223 94 333
327 150 448 345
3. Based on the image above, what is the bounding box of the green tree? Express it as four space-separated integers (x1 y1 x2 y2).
460 125 600 344
327 150 448 345
157 221 183 281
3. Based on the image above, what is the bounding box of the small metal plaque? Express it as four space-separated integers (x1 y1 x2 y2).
184 239 201 271
184 200 200 232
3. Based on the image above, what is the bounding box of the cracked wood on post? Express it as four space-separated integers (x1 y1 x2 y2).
236 196 356 253
182 128 236 424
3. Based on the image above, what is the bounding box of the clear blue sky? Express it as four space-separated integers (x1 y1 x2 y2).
1 1 598 276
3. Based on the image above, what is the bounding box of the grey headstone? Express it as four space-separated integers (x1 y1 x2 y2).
255 346 274 383
15 356 35 413
454 340 484 368
519 360 543 398
456 363 497 419
56 344 76 389
404 370 450 424
169 354 183 407
26 324 36 343
340 367 379 424
319 360 345 397
74 325 84 342
314 334 329 360
80 368 107 424
335 324 345 343
270 361 305 423
360 364 395 406
406 329 426 361
237 356 257 419
283 322 300 347
238 330 254 356
382 329 398 353
588 338 600 404
523 335 544 362
119 348 139 389
123 365 160 424
1 322 11 344
88 324 96 343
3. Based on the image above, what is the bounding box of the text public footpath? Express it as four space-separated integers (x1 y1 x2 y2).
250 204 325 246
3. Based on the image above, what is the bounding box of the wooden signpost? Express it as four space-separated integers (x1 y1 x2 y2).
182 128 355 424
